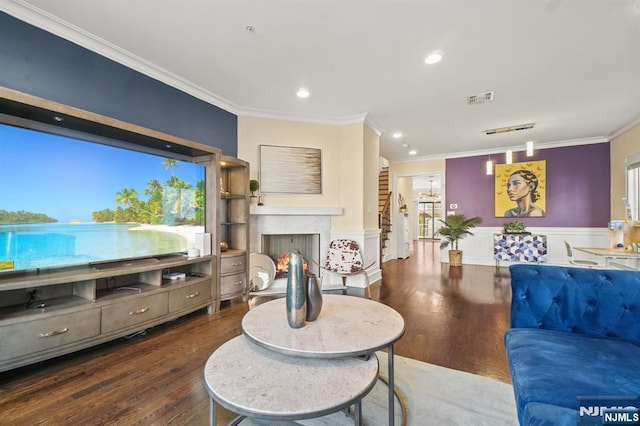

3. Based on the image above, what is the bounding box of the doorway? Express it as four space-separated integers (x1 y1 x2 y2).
413 174 443 241
417 200 442 239
393 171 444 259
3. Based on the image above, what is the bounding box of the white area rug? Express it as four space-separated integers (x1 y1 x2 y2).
241 351 518 425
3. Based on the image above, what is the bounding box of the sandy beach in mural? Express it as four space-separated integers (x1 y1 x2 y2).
129 224 205 246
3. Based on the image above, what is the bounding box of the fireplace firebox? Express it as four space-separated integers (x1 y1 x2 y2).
261 234 320 276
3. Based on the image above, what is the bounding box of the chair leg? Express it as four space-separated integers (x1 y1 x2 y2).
363 273 371 299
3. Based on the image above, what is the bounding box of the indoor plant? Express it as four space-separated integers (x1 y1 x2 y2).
249 179 260 197
436 213 482 266
502 220 529 234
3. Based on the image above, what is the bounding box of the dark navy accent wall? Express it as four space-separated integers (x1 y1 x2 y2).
0 13 237 155
445 143 611 227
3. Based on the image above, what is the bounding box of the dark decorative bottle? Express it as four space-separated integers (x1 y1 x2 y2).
286 251 306 328
305 272 323 321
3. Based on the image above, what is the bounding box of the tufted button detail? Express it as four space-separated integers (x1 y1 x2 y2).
587 300 596 306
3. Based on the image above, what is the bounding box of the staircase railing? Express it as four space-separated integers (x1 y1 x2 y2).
379 191 392 262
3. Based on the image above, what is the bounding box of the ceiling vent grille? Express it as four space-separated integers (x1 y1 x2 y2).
484 123 535 135
467 91 494 105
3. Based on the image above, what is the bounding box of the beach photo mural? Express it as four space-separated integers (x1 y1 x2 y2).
495 160 546 218
0 123 205 273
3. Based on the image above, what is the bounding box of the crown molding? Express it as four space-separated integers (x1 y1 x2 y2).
364 114 383 136
4 1 381 129
609 115 640 140
240 107 368 126
4 0 241 115
395 136 609 164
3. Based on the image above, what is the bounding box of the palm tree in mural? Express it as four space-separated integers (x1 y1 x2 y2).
116 188 139 207
162 158 179 177
144 179 164 224
194 180 205 224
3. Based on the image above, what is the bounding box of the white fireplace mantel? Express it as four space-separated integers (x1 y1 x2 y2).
249 204 380 291
250 206 343 216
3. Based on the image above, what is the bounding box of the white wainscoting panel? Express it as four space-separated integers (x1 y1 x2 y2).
438 227 611 267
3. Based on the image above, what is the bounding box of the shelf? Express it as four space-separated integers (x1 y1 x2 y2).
219 155 249 301
221 193 246 200
0 295 95 325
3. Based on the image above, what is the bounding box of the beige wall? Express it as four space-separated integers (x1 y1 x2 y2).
237 116 379 232
363 125 380 230
389 159 446 211
610 122 640 219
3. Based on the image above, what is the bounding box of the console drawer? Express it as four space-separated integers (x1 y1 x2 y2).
220 273 246 297
0 308 101 360
101 293 168 334
169 280 211 313
221 254 246 275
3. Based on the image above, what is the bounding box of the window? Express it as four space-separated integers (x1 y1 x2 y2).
626 153 640 221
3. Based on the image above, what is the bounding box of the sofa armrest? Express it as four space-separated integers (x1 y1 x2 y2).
509 264 640 344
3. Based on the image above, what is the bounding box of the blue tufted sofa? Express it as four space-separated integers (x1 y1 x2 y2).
505 264 640 425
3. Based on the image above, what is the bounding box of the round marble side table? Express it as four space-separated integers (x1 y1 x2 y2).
241 295 405 425
204 335 379 425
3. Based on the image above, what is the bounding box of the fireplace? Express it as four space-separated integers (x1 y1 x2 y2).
249 206 345 292
262 234 320 276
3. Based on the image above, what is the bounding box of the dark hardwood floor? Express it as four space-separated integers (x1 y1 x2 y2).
0 240 512 425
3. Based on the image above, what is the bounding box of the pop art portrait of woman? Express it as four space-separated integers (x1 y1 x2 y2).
495 160 546 218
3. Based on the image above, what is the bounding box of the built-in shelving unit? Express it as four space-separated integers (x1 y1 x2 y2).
219 156 249 301
0 86 223 372
0 255 213 372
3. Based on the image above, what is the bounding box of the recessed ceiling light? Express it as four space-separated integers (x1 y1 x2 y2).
296 88 310 98
425 51 443 65
409 150 417 156
392 132 403 139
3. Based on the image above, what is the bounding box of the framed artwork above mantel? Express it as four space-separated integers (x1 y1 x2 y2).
259 145 322 194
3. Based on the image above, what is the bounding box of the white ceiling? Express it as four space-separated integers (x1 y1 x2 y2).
4 0 640 162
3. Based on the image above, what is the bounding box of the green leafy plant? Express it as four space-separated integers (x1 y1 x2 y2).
502 220 527 233
436 213 482 251
249 179 260 197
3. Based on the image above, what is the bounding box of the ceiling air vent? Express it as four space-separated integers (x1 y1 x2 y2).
484 123 535 135
467 91 494 105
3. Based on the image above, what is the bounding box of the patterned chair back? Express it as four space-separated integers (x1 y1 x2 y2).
325 239 364 273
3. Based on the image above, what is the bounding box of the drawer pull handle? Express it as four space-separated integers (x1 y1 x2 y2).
39 328 69 338
186 292 199 299
234 281 244 286
129 307 149 316
233 262 243 266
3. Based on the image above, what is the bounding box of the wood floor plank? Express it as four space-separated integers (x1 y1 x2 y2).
0 240 512 424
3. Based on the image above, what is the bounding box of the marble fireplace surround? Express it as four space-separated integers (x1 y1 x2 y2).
249 206 346 292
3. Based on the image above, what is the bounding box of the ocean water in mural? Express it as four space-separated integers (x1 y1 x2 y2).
0 121 206 273
0 223 194 271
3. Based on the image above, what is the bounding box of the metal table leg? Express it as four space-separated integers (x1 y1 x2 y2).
354 399 362 425
389 343 395 425
210 398 217 426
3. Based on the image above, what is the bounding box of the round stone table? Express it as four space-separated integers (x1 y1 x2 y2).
241 295 405 425
204 335 379 425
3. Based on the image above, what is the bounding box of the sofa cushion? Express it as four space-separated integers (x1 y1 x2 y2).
523 402 577 426
505 328 640 424
509 265 640 345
